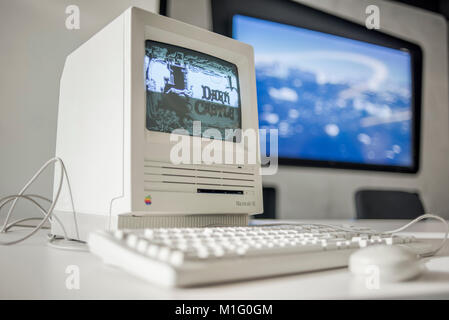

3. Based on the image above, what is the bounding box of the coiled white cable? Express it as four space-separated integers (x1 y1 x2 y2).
0 157 81 247
0 194 67 235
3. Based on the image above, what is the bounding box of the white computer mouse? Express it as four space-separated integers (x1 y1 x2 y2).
349 245 424 282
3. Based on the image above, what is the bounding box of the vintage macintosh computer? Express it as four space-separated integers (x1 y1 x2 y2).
52 7 263 241
42 7 444 287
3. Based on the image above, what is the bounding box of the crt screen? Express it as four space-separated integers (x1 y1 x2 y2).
145 40 242 142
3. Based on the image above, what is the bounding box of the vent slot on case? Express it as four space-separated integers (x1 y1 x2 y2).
144 160 256 193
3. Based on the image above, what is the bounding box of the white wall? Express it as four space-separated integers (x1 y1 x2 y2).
169 0 449 219
0 0 158 220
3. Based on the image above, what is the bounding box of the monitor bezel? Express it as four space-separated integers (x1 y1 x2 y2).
139 21 260 164
211 0 423 174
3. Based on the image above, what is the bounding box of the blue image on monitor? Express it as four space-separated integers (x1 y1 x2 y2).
233 14 413 167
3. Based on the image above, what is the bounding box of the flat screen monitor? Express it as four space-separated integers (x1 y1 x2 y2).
212 0 422 173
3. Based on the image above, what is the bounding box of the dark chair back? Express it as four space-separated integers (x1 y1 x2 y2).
254 186 277 219
355 189 425 219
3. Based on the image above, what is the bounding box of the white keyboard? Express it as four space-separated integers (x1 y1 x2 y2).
88 224 432 287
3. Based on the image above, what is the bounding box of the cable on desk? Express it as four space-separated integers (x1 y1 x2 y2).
0 157 83 248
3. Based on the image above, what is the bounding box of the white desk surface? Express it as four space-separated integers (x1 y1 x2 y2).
1 219 449 299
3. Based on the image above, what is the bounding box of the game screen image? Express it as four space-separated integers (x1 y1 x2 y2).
145 40 242 142
233 14 413 166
